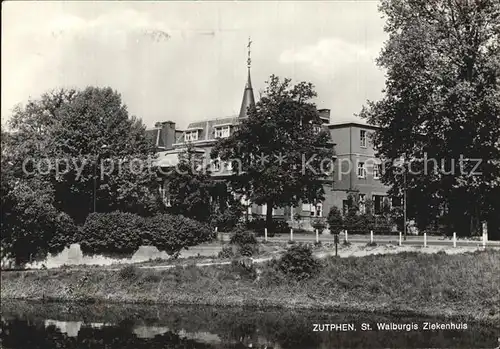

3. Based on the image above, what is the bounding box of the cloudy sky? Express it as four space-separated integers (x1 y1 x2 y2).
2 1 388 129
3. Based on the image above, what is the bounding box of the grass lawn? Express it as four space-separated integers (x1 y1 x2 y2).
2 249 499 324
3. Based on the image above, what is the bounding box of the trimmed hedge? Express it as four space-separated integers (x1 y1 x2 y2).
80 212 143 257
142 214 214 256
79 211 214 257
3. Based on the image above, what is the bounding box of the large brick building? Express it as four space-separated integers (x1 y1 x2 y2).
147 58 390 229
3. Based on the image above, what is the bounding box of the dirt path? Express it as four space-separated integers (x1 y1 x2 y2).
137 243 491 270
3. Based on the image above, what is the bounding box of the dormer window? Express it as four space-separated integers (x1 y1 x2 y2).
214 125 230 139
184 130 199 142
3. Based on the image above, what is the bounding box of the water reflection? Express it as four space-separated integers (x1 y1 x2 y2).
0 301 498 348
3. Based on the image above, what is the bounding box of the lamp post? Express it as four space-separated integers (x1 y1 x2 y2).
93 144 109 213
403 168 407 241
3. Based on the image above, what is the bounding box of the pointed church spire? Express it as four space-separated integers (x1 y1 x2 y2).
239 37 255 118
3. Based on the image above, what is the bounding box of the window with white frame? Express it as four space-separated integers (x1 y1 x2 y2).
373 163 381 179
373 195 385 215
312 203 323 217
302 203 322 217
224 160 232 171
357 162 366 178
184 130 199 142
211 158 221 171
359 194 366 214
214 126 230 139
360 130 367 148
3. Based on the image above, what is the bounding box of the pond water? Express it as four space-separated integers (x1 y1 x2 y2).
0 301 498 348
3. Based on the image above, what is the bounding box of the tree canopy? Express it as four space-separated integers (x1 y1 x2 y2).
360 0 500 238
5 87 162 224
212 75 335 231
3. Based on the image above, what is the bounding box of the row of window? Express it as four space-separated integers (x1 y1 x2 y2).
301 203 323 217
357 162 382 179
161 188 392 218
185 124 326 143
343 194 393 215
211 158 232 172
184 126 231 142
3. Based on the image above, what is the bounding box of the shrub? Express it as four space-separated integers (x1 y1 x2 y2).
276 244 321 280
143 213 215 256
79 211 214 257
218 245 235 259
229 228 258 246
311 218 326 232
327 206 344 235
210 202 244 232
229 228 258 257
238 244 257 257
1 180 78 266
80 211 144 257
343 213 395 235
273 220 290 235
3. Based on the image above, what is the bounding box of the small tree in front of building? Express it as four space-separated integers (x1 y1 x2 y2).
327 206 344 235
212 75 335 233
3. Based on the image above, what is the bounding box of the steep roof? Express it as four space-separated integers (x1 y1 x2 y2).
238 69 255 119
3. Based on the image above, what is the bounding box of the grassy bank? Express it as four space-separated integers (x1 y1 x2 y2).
2 250 499 324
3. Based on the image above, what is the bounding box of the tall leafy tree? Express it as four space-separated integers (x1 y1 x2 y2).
1 129 75 266
163 146 215 222
6 87 162 224
360 0 500 238
212 75 335 232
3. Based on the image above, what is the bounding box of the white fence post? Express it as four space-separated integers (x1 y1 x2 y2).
482 222 487 249
424 233 427 247
215 226 219 241
315 229 319 243
264 228 268 242
399 232 402 246
370 230 374 244
290 228 294 242
453 232 457 248
345 230 348 242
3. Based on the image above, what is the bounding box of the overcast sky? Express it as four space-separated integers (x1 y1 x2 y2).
2 1 387 129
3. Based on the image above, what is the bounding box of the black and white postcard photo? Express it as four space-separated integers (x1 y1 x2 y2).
1 1 499 348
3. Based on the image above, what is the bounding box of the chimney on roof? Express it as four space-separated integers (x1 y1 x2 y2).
154 121 176 150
